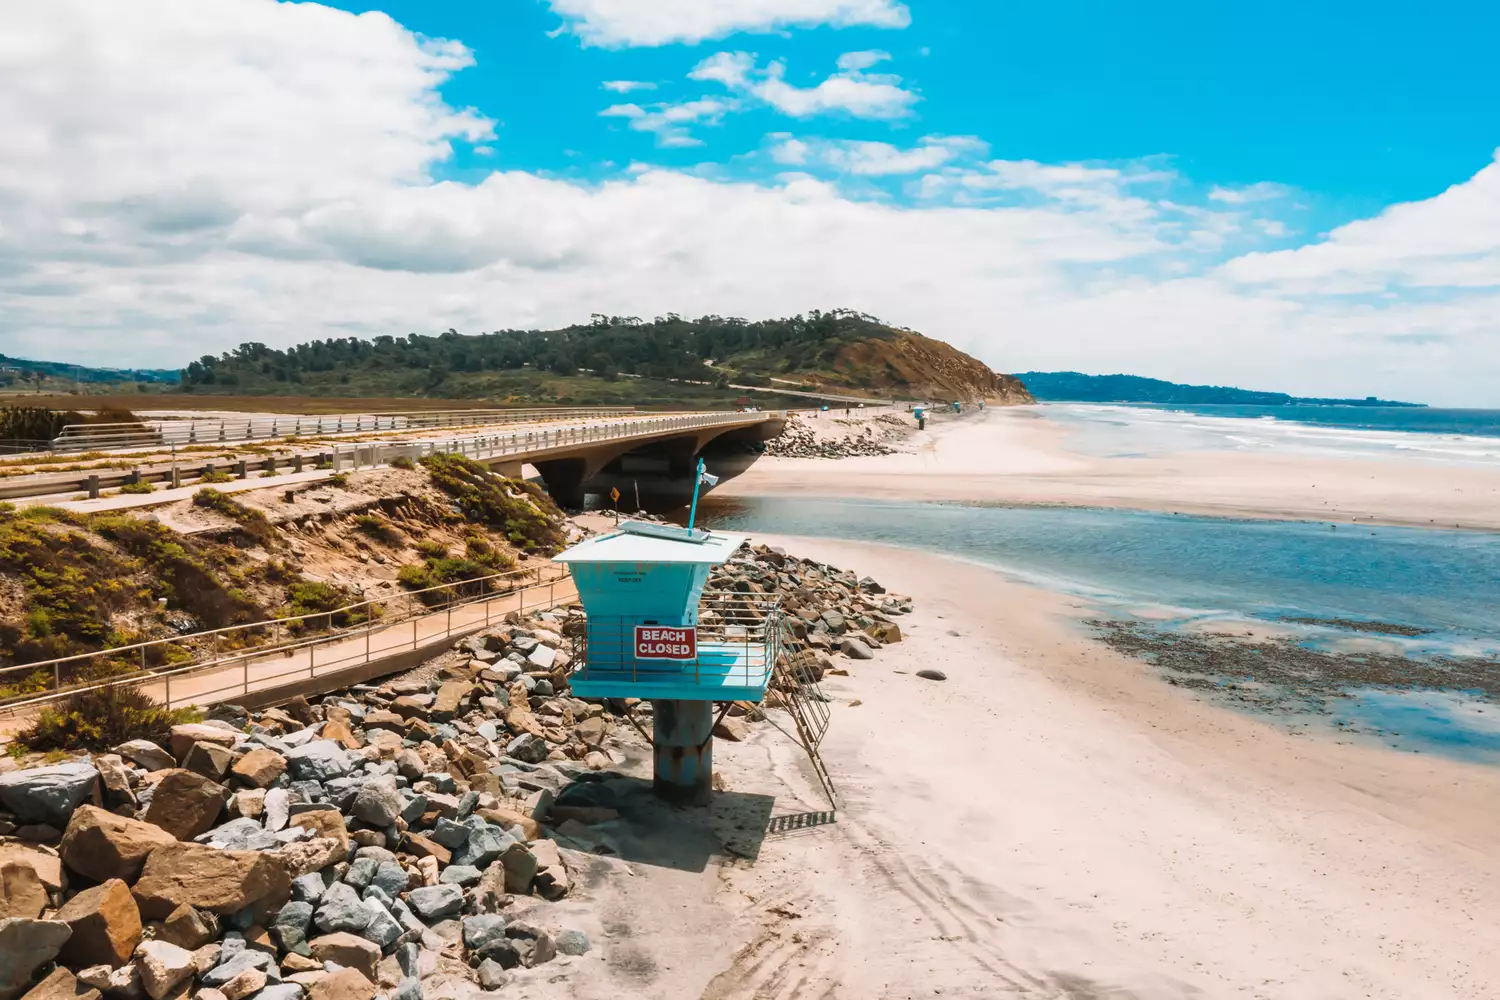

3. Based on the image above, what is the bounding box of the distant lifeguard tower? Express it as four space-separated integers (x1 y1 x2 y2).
554 520 783 804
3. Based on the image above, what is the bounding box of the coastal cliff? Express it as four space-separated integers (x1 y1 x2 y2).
797 328 1033 404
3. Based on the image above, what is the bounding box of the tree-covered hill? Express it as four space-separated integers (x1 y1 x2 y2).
178 310 1031 404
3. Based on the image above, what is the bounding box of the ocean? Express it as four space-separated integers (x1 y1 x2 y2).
1042 402 1500 465
694 494 1500 763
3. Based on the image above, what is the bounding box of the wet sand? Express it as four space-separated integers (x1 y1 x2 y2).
688 538 1500 999
721 406 1500 531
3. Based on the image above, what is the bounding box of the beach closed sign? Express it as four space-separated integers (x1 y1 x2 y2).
635 625 697 660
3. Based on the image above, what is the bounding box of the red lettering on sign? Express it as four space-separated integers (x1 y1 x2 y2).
634 625 697 660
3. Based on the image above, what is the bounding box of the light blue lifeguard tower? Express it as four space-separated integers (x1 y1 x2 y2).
554 517 782 804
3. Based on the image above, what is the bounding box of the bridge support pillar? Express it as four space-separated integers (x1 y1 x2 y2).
651 699 713 806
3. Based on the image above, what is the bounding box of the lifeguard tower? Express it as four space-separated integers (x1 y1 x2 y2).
554 520 784 804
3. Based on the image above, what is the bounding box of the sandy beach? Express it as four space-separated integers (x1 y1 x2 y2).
722 406 1500 531
666 538 1500 999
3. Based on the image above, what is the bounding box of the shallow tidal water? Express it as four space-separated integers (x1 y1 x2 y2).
694 495 1500 762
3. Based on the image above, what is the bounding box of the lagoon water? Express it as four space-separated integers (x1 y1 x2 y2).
696 495 1500 760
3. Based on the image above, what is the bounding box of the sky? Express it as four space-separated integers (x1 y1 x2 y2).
1 1 1499 404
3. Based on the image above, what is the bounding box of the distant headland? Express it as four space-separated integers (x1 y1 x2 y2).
1012 371 1425 408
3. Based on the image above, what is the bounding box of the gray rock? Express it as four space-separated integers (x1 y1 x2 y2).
114 739 175 772
475 959 508 989
838 636 874 660
343 858 378 892
454 792 479 821
392 977 421 1000
202 816 282 851
452 824 512 869
429 818 469 851
532 679 554 698
264 788 293 832
509 636 539 654
555 929 591 956
525 646 556 670
399 794 428 825
290 873 326 904
271 901 314 955
0 763 98 826
353 846 398 866
505 734 548 765
0 918 73 997
461 915 508 956
361 899 402 951
351 776 404 827
394 941 420 979
369 862 410 898
314 883 371 934
390 900 425 937
284 741 353 782
437 865 481 887
201 950 275 987
405 885 464 922
255 986 304 1000
915 669 947 681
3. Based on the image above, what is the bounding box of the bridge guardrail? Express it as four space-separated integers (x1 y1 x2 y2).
50 406 639 452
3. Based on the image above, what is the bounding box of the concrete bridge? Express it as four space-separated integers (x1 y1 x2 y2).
3 409 787 508
472 410 786 507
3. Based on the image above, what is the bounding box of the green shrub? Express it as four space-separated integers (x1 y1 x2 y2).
199 470 233 484
390 456 415 470
17 672 200 752
192 488 276 547
117 480 154 495
327 472 350 488
283 580 374 630
418 454 565 554
416 539 449 559
354 513 403 545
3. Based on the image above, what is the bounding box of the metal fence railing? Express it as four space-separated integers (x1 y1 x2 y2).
568 591 784 691
6 410 782 502
0 565 577 729
51 407 639 453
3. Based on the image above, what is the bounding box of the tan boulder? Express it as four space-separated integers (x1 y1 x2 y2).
218 967 265 1000
306 968 376 1000
0 863 47 920
286 811 349 853
505 708 543 739
59 807 176 883
19 968 98 1000
55 879 141 969
133 940 194 1000
167 725 236 763
0 846 65 894
319 722 361 751
156 904 216 950
130 842 290 920
227 750 285 789
140 771 224 841
475 807 540 842
306 935 379 982
180 743 234 782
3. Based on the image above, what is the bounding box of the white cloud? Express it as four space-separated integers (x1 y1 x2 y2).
783 135 987 175
1209 181 1292 204
693 50 918 119
543 0 911 47
1221 154 1500 295
688 51 757 88
4 1 1499 405
602 79 656 92
600 97 738 147
836 49 890 71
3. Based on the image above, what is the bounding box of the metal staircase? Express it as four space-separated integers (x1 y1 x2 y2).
769 637 840 810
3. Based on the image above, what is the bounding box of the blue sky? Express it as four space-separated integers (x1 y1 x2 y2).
340 0 1500 224
1 0 1499 403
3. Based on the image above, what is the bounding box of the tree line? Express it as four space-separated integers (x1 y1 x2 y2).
179 309 904 388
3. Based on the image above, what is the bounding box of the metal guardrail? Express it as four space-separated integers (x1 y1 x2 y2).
569 591 784 691
2 410 782 502
51 407 638 453
0 565 576 722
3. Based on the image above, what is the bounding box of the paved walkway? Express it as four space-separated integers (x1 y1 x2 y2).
0 575 579 738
